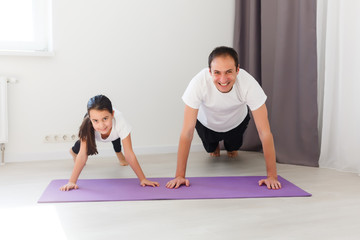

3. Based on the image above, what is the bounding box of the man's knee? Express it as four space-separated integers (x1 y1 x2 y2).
203 141 219 153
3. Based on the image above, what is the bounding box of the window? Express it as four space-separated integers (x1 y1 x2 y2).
0 0 53 56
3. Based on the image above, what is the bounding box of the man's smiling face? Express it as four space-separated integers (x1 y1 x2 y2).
209 55 239 93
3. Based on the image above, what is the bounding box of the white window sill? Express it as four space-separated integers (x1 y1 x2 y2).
0 50 54 57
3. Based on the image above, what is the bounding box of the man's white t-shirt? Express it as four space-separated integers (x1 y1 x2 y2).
94 109 132 142
182 68 267 132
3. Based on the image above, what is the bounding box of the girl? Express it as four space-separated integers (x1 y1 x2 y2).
60 95 159 191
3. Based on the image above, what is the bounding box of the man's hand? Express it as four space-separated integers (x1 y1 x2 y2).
165 177 190 189
258 176 282 190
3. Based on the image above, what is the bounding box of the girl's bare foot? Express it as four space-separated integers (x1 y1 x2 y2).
116 152 128 166
210 144 220 157
227 150 238 158
69 149 77 163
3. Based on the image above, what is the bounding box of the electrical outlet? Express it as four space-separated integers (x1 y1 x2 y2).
44 134 78 143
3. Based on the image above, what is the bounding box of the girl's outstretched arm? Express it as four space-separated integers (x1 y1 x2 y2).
122 134 159 187
60 140 88 191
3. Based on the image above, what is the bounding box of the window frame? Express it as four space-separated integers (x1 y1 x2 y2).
0 0 53 56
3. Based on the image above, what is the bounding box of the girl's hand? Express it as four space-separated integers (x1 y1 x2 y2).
140 179 159 187
60 182 79 191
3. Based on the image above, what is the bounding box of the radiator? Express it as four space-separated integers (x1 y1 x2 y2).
0 76 16 164
0 76 8 144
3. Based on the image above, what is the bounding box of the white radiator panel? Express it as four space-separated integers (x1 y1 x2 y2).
0 76 8 143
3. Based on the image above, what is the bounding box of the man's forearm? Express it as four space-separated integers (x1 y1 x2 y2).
260 132 277 178
175 135 193 178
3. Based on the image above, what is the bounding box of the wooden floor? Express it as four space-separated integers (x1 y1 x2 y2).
0 151 359 240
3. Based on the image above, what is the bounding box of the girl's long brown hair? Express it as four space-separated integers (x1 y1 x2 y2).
78 95 113 155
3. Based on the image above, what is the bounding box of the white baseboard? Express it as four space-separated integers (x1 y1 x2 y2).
3 144 204 163
134 144 204 156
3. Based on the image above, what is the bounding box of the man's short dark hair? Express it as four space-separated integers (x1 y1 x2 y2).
208 46 239 69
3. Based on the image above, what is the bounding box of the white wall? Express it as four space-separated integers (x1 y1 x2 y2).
0 0 235 162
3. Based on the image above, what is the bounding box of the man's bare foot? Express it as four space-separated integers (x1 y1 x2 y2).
227 150 238 158
69 149 77 163
116 152 128 166
210 145 220 157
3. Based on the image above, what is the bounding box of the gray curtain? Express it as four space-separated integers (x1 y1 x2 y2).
234 0 319 167
234 0 262 151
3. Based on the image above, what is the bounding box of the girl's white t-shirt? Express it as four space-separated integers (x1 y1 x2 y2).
182 68 267 132
94 109 132 142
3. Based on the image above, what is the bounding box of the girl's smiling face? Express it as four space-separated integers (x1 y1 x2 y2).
89 109 114 136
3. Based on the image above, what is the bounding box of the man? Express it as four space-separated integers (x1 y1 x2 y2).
165 46 281 190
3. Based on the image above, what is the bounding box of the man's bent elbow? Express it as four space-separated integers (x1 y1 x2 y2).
259 131 273 142
180 130 194 142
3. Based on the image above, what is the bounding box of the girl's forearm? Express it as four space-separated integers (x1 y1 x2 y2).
69 156 87 183
126 153 146 181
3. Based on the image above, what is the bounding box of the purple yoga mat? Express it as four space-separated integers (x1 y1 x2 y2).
38 176 311 203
